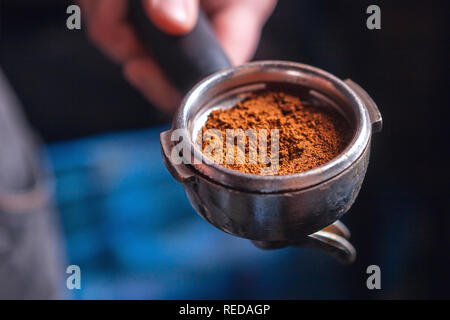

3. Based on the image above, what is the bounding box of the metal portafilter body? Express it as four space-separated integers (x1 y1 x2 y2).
160 61 382 263
128 3 382 264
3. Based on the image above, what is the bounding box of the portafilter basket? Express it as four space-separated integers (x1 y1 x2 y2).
160 61 382 264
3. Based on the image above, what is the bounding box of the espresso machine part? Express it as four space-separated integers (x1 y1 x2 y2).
129 4 382 264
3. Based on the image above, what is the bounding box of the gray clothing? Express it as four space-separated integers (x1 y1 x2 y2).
0 70 64 299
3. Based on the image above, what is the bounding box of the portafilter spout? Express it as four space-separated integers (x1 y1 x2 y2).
251 220 356 265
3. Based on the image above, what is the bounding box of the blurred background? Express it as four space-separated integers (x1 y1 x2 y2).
1 0 449 299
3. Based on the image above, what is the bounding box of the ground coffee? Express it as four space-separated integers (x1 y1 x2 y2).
201 90 352 175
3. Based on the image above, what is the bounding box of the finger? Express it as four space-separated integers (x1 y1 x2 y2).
123 57 181 112
144 0 199 35
77 0 100 24
81 0 181 111
85 0 145 63
206 0 276 65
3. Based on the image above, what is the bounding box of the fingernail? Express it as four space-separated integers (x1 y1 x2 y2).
151 0 188 25
148 0 197 34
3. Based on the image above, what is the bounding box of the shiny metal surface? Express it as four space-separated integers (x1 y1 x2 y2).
160 61 382 263
174 61 374 192
161 129 369 240
252 220 356 265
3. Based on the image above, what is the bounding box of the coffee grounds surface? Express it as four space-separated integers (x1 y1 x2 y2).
201 91 352 175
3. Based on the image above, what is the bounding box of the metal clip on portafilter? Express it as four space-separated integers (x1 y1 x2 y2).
129 2 382 264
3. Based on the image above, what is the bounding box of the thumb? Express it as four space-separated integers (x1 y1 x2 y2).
143 0 199 35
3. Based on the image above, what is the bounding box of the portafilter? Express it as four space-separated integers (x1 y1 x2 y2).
130 3 382 264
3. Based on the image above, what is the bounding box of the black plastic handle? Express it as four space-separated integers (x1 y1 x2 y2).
129 1 232 94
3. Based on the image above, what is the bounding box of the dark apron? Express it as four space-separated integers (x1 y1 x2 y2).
0 70 64 299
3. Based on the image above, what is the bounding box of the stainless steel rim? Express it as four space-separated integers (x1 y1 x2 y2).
173 60 372 193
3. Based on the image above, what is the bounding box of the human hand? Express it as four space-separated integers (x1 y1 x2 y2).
79 0 277 112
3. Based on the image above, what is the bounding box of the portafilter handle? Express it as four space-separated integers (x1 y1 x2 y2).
128 1 232 95
252 220 356 265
